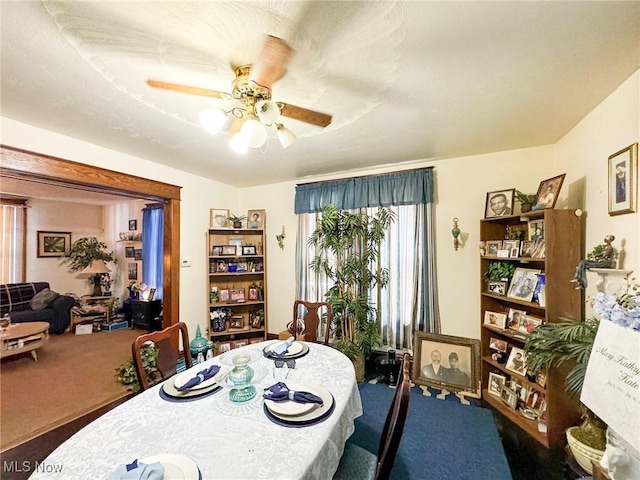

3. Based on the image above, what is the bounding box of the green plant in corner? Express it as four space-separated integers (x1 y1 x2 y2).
60 237 118 272
115 342 160 394
308 204 396 374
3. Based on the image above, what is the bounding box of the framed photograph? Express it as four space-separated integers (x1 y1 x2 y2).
125 246 135 258
528 220 544 242
501 386 519 410
248 287 258 301
232 339 248 348
229 288 245 302
229 315 244 329
134 249 142 261
249 337 263 344
219 289 230 302
608 142 638 216
129 219 137 231
242 246 257 255
488 372 506 397
520 240 533 257
506 308 528 332
247 209 265 229
484 189 515 218
483 311 507 329
486 240 503 255
535 372 548 389
487 281 507 296
127 262 138 280
522 315 543 334
211 245 223 256
147 288 156 301
37 231 71 258
505 347 527 376
526 389 545 413
216 261 227 273
489 337 508 352
411 332 480 393
210 208 230 228
503 240 520 258
534 173 565 210
221 245 237 256
507 267 541 302
218 341 232 353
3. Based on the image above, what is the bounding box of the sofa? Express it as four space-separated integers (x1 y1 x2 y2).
0 282 75 334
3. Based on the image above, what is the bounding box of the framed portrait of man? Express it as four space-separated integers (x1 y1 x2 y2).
484 188 515 218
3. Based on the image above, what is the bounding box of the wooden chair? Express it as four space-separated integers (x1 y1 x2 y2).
131 322 193 391
333 353 412 480
292 300 332 345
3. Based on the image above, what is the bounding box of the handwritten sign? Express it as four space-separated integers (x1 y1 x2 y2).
581 320 640 453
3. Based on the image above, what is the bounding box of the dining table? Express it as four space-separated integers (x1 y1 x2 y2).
29 340 363 480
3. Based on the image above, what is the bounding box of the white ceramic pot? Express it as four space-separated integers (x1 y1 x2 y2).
567 426 605 475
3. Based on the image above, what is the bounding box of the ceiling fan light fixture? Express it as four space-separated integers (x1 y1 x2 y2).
199 108 228 135
255 100 280 125
241 117 267 148
276 123 296 149
229 132 248 154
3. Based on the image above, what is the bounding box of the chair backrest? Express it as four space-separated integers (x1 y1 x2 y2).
376 353 412 480
131 322 193 391
292 300 332 345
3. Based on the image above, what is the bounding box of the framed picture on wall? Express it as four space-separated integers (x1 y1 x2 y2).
129 219 137 231
608 142 638 215
127 262 138 280
37 231 71 258
247 209 265 229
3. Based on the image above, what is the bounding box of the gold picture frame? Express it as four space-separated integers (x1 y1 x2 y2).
37 231 71 258
608 142 638 216
210 208 230 228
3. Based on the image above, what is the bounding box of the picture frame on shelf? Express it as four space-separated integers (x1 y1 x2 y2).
501 386 519 410
221 245 237 256
528 220 544 241
37 231 71 258
248 287 258 300
229 315 244 329
484 188 515 218
489 337 508 352
216 261 227 273
505 347 527 376
522 315 543 335
506 308 527 332
218 341 232 353
211 245 223 256
242 246 257 255
247 209 265 229
411 332 480 393
488 372 506 397
487 281 507 296
608 142 638 216
503 240 520 258
526 390 545 413
535 372 548 389
249 337 263 344
534 173 565 210
520 240 533 257
219 289 230 302
486 240 503 255
232 339 248 348
506 267 541 302
483 311 507 329
210 208 230 228
229 288 245 302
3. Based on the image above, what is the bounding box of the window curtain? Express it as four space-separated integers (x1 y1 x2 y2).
295 168 439 351
0 200 26 284
142 204 164 300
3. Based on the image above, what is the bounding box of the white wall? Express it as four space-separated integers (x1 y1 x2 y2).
2 68 638 342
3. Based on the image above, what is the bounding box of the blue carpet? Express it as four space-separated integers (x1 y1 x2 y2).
351 382 513 480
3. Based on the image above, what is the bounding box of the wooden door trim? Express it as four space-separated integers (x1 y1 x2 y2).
0 145 181 326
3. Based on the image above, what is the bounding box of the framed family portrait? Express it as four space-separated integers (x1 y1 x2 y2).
484 189 515 218
503 240 520 258
608 142 638 216
210 208 230 228
534 174 565 210
411 332 480 394
507 268 541 303
485 240 503 255
37 231 71 257
489 337 508 352
247 209 265 229
505 347 527 376
483 311 507 329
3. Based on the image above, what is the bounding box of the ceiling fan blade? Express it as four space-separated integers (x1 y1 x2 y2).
146 80 230 99
228 117 245 138
279 103 332 128
249 35 295 88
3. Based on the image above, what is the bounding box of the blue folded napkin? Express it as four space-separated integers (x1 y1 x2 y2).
176 364 220 391
270 337 295 356
106 459 164 480
263 382 324 405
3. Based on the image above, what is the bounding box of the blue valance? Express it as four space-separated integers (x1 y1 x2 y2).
294 167 434 214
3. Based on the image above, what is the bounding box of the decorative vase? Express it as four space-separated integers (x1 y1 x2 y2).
228 354 256 403
189 325 209 357
567 426 605 474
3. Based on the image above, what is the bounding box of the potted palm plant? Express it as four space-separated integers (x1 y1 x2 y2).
309 204 395 381
227 214 247 229
515 190 537 213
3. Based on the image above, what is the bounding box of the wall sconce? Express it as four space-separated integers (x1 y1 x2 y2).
452 217 461 251
276 226 286 250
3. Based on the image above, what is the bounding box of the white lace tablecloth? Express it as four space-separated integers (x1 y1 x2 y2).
29 341 363 480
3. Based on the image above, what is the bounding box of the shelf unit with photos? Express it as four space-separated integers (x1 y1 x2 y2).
207 227 267 351
480 209 583 449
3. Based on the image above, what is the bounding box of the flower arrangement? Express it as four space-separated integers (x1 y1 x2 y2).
591 280 640 332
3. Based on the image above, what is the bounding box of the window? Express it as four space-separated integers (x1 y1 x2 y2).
0 199 26 284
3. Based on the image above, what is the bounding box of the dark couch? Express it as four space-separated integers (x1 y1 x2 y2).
0 282 75 334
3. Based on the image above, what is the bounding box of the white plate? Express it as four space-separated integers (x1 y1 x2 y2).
139 454 200 480
266 341 303 356
264 383 321 416
265 383 334 423
173 368 218 391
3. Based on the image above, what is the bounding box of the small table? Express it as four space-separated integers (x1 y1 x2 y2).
1 322 50 361
70 296 112 332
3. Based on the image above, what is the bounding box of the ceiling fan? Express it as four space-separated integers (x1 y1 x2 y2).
147 35 332 152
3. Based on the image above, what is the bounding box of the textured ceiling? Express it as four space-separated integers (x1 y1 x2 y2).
1 1 639 189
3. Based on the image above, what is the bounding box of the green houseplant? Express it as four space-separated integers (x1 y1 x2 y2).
60 237 118 295
487 261 516 282
115 342 159 394
227 214 247 228
308 204 395 380
515 190 537 213
524 316 606 469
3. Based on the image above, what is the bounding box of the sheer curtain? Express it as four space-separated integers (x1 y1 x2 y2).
0 200 26 284
142 204 164 300
295 168 439 351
